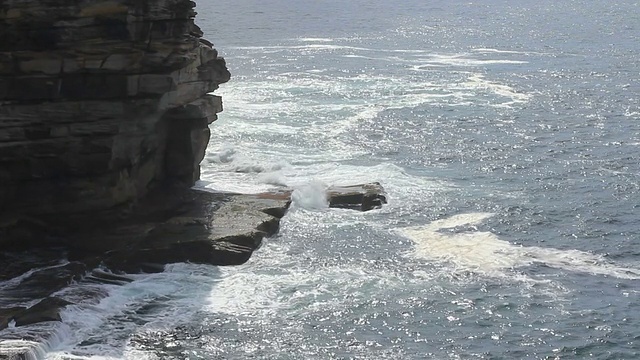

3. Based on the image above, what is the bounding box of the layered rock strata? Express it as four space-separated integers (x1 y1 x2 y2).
0 0 230 242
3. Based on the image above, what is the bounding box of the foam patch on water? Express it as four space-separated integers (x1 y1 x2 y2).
461 74 532 106
205 258 401 317
297 37 334 42
401 213 640 280
425 53 529 67
214 65 530 155
471 48 555 56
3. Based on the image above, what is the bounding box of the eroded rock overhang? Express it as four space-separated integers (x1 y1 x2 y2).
0 0 231 235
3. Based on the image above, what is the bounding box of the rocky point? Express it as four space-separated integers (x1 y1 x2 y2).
0 2 387 356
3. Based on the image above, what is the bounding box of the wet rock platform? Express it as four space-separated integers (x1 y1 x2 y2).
0 183 386 354
74 182 385 271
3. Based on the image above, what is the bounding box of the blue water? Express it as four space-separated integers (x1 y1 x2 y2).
3 0 640 358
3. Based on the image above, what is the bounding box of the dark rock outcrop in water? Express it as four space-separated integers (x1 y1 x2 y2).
0 0 230 244
328 182 387 211
71 184 386 273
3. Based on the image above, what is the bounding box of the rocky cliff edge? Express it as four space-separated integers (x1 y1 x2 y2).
0 0 230 240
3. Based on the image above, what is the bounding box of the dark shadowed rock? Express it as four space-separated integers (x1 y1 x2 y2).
60 188 292 272
0 0 230 249
327 182 387 211
12 297 72 327
0 308 24 331
69 183 383 272
257 183 387 212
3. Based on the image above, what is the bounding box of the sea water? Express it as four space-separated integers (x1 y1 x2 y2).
2 0 640 358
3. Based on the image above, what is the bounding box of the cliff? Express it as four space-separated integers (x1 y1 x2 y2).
0 3 388 352
0 0 230 241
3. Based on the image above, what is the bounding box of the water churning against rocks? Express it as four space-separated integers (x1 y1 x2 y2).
2 0 640 358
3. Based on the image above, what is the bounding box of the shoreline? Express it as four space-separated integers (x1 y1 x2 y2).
0 183 386 358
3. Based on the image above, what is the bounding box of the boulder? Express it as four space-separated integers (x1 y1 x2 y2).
327 182 387 211
257 182 388 212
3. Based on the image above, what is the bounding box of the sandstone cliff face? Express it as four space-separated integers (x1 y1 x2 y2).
0 0 230 228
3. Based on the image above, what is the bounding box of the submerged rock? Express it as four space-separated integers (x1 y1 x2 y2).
0 297 72 331
0 261 87 308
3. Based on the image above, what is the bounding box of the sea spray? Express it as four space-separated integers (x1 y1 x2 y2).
290 180 329 210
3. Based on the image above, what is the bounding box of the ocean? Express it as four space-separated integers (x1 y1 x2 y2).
3 0 640 358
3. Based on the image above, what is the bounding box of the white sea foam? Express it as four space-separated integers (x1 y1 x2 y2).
424 54 528 67
460 74 532 106
230 44 436 54
200 144 297 193
206 143 236 164
471 48 555 56
205 253 401 317
203 144 290 174
215 66 530 149
258 171 289 187
229 44 376 52
341 54 397 62
203 150 451 208
206 46 530 205
401 213 640 280
472 48 530 54
297 37 334 42
42 264 221 359
624 110 640 118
